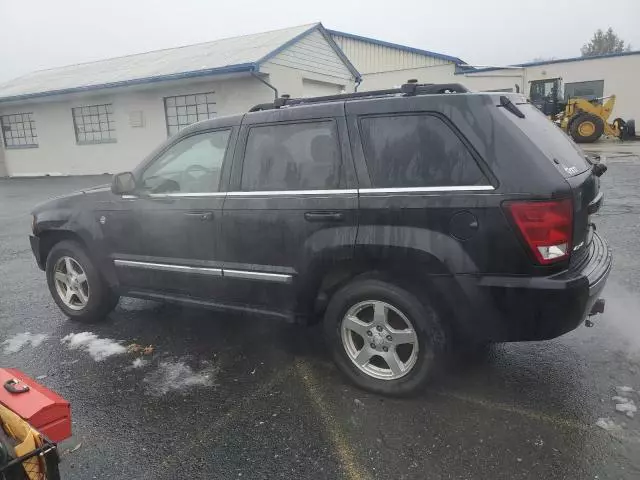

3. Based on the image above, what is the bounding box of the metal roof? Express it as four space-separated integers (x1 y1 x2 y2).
0 23 359 103
327 29 465 65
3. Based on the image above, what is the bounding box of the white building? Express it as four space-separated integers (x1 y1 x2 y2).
0 23 358 176
353 45 640 123
1 23 639 177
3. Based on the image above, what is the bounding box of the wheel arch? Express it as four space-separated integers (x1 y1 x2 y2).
37 229 118 287
297 246 461 333
38 230 89 269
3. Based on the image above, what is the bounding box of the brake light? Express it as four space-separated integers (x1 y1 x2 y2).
504 199 573 264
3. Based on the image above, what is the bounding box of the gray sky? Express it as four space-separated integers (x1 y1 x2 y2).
1 0 639 84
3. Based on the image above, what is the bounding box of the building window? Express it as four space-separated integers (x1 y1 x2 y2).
0 113 38 148
164 92 216 136
564 80 604 101
72 104 116 144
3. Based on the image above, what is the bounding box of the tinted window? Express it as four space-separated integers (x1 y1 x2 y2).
359 115 488 188
241 121 341 191
500 103 589 177
565 80 604 101
141 130 230 193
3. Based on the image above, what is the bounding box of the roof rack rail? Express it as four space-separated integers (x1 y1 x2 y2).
248 81 469 112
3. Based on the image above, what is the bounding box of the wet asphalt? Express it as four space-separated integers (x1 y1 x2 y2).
1 155 640 479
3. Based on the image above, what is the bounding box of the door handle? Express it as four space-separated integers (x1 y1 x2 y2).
304 211 344 222
185 211 214 221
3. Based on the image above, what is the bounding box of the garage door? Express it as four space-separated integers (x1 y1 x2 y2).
302 79 344 98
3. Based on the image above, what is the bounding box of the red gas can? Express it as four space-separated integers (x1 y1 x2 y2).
0 368 71 442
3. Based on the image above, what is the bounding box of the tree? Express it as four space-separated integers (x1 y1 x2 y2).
581 28 631 57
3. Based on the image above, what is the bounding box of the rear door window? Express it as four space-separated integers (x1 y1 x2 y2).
358 114 489 188
500 102 590 177
241 121 342 191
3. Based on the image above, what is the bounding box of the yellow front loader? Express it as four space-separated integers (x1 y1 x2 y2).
560 95 635 143
529 78 636 143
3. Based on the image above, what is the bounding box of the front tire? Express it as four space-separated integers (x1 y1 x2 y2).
45 240 118 322
324 278 446 396
569 113 604 143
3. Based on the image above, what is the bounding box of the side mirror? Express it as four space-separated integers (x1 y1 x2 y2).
111 172 137 195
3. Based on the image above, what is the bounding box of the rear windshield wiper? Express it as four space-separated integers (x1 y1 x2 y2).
499 95 525 119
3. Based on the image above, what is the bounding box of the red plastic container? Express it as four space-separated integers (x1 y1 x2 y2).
0 368 71 442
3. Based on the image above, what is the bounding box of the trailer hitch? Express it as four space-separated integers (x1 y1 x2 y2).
585 298 606 327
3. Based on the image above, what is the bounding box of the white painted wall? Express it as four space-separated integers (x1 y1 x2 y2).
330 33 451 74
0 24 356 177
302 79 344 97
0 65 352 176
460 54 640 120
358 54 640 121
265 29 353 82
0 74 275 176
259 29 353 99
0 144 6 176
358 64 457 90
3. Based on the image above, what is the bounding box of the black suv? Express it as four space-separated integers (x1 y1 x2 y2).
30 83 612 395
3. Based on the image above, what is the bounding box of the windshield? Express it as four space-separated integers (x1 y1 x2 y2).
501 102 590 177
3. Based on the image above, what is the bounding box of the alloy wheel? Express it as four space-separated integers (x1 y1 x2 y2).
53 256 90 310
340 300 419 380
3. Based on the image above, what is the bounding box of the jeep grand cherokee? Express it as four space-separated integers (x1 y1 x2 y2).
30 83 612 395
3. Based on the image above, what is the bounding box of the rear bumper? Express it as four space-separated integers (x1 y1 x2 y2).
29 235 45 270
452 231 612 342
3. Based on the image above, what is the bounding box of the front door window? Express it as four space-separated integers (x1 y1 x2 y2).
141 130 230 194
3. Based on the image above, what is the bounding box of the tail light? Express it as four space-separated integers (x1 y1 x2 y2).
504 199 573 264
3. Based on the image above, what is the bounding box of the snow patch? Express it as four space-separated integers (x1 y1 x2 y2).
61 332 126 361
613 396 637 418
595 418 623 432
614 386 635 396
612 396 631 404
143 360 217 396
2 333 48 354
132 358 149 369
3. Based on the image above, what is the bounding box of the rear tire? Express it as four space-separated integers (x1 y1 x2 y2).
323 278 446 396
45 240 119 322
569 113 604 143
626 119 636 138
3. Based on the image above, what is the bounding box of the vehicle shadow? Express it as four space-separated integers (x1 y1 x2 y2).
103 298 329 364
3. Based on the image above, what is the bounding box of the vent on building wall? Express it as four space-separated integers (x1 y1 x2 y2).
129 111 145 128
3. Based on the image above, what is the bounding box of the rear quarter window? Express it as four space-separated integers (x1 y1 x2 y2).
501 103 590 177
358 114 489 188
